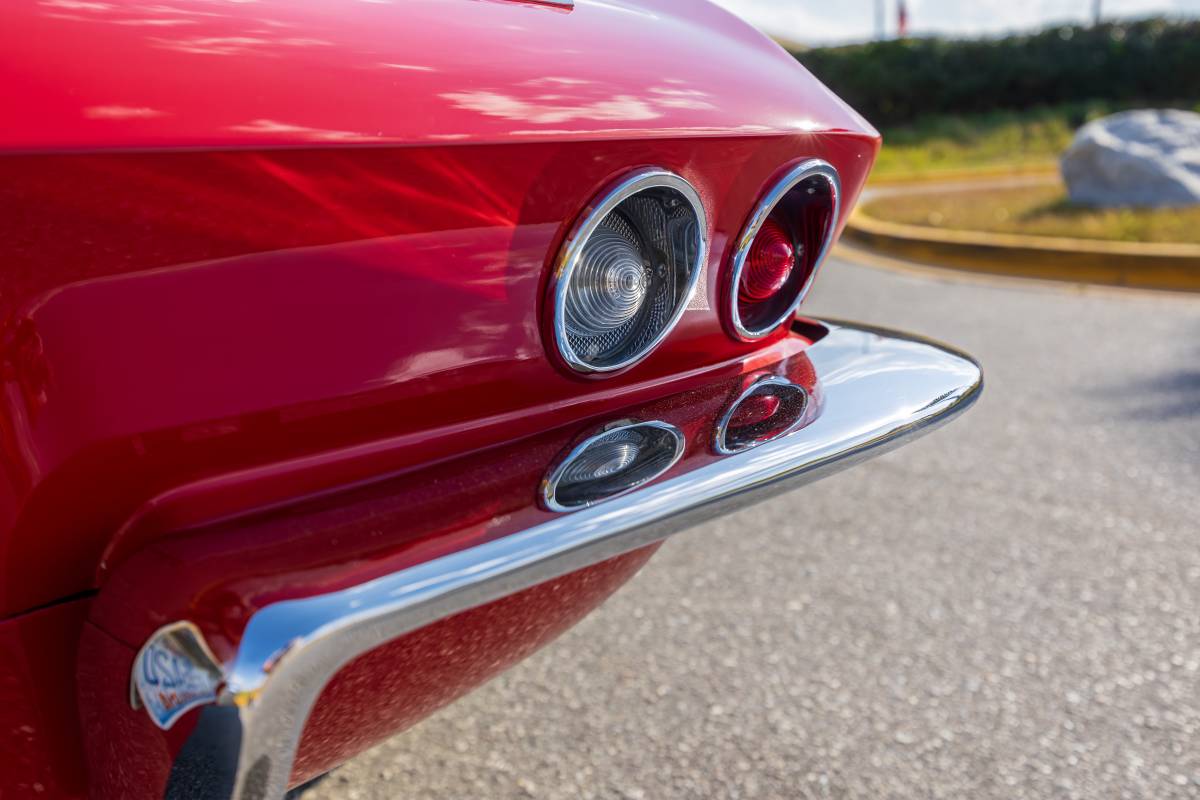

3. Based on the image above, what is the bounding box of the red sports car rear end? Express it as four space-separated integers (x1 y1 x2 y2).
0 2 980 797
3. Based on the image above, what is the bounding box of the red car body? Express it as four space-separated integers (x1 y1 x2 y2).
0 2 980 798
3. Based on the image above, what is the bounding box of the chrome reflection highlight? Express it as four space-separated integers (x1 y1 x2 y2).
153 320 982 800
715 376 810 455
542 420 685 511
551 170 706 373
728 160 840 341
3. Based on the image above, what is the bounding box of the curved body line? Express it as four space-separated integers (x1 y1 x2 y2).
143 319 983 800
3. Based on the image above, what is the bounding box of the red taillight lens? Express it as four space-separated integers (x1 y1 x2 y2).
728 161 839 340
727 392 782 427
739 218 794 302
715 377 810 454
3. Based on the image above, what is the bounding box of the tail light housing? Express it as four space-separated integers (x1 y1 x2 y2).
550 170 706 374
714 375 810 454
726 160 840 340
542 420 685 511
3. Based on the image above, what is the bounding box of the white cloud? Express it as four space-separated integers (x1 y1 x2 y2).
709 0 1200 44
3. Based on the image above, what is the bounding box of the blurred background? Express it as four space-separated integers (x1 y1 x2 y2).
713 1 1200 246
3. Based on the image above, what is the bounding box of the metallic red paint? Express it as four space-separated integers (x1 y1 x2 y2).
292 546 659 784
84 342 820 795
0 0 874 151
0 137 875 621
0 599 90 798
0 0 880 794
77 549 661 799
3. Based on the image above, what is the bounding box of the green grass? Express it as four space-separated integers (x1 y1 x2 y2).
873 101 1200 177
864 182 1200 245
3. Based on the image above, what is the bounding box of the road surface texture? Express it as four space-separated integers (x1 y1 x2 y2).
297 251 1200 800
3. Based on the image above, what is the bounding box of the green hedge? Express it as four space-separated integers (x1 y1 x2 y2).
794 18 1200 127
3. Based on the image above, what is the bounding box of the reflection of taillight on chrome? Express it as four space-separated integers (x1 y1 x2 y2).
727 160 840 341
551 170 706 374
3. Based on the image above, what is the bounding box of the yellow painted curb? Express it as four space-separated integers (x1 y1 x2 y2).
867 162 1060 187
844 207 1200 292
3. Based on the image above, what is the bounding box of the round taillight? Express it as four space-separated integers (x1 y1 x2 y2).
727 160 840 340
715 376 810 454
739 218 795 302
542 421 685 511
551 170 706 373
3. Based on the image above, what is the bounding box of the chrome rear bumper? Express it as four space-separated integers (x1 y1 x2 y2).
138 319 982 800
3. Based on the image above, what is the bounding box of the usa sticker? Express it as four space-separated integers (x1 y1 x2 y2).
131 621 224 730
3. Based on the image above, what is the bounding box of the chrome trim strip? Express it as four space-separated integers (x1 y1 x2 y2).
728 160 841 341
541 420 686 512
713 375 810 455
550 169 708 374
153 319 982 800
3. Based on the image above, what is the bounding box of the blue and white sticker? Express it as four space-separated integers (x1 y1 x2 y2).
131 622 224 730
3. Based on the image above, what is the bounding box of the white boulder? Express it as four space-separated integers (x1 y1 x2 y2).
1060 109 1200 208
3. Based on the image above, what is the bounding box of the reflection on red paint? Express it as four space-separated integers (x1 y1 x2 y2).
0 133 875 620
0 0 876 151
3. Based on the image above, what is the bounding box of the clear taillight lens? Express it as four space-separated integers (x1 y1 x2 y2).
543 421 685 511
552 171 706 373
728 160 839 340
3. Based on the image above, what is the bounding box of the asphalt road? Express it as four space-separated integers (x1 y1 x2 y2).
301 251 1200 800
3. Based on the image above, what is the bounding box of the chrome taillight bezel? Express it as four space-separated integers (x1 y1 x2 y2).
726 159 841 341
713 375 811 455
541 420 686 512
549 169 707 375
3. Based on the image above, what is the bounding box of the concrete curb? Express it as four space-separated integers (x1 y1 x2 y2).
845 200 1200 293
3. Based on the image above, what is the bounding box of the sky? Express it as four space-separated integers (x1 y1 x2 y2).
708 0 1200 44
